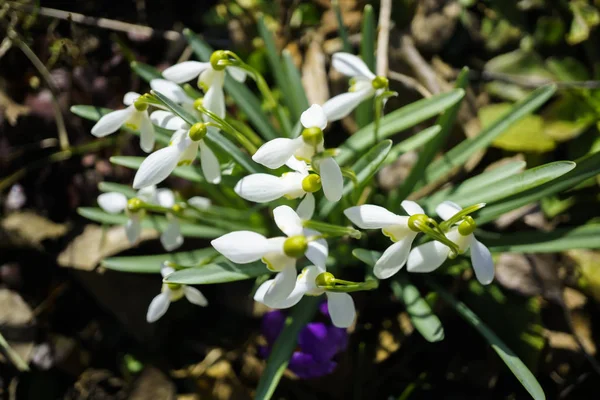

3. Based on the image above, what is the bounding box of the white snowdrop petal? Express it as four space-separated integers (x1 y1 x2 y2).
252 138 303 169
211 231 270 263
125 215 142 244
188 196 211 209
184 286 208 306
123 92 141 106
373 235 416 279
160 218 183 251
304 228 328 269
300 104 328 130
156 189 175 208
160 265 176 278
344 204 405 229
163 61 210 83
203 83 226 119
227 66 247 82
132 144 186 189
436 201 463 221
285 155 309 173
401 200 425 216
322 89 373 121
97 192 128 214
326 292 356 328
139 112 155 153
406 241 450 273
199 141 221 184
320 157 343 202
332 53 376 79
150 110 187 130
146 292 170 323
91 108 134 137
296 193 315 220
273 205 303 237
150 79 192 104
470 238 495 285
234 173 289 203
137 185 158 204
262 264 297 307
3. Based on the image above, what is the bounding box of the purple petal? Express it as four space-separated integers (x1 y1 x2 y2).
288 352 337 379
261 310 286 345
298 322 348 362
319 301 330 317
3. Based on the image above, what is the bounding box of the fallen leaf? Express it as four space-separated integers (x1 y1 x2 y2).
495 253 562 301
302 39 329 105
0 289 34 367
130 367 176 400
1 211 68 249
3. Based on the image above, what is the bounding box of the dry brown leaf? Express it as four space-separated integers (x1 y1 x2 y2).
1 210 68 249
129 367 176 400
0 289 34 366
495 253 562 300
0 89 30 126
302 39 330 105
57 224 158 271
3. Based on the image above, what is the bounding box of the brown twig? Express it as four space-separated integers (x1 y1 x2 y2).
375 0 392 76
387 70 432 98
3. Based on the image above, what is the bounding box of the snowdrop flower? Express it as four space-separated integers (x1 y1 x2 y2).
344 201 424 279
211 205 327 305
322 53 388 121
255 265 356 328
150 79 196 114
407 201 494 285
97 186 182 250
146 263 208 323
162 52 247 119
251 104 343 201
91 92 155 152
133 121 220 189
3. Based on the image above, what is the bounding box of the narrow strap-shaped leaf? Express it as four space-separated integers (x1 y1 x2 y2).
477 151 600 224
183 29 279 141
481 224 600 253
130 61 162 82
355 4 376 128
427 279 546 400
283 49 309 118
102 248 218 273
318 140 392 217
336 89 465 166
384 125 441 164
424 85 556 183
332 0 352 53
352 248 445 343
254 297 320 400
164 259 270 285
98 181 137 197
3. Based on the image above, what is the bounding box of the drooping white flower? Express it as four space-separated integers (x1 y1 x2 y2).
322 53 387 121
254 265 356 328
251 105 343 202
211 205 327 305
407 201 494 285
133 121 220 189
146 263 208 323
91 92 155 153
97 186 182 250
344 201 424 279
162 60 247 119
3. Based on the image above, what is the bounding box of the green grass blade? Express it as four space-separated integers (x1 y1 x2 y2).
332 0 352 53
477 151 600 224
385 125 441 164
183 29 279 141
282 49 309 119
165 259 268 285
482 224 600 253
336 89 465 166
98 181 137 197
102 248 218 273
130 61 162 82
428 279 546 400
355 4 376 128
424 85 556 183
255 297 320 400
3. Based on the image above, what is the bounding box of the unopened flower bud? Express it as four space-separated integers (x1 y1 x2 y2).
301 127 323 146
189 123 208 141
372 76 389 90
127 198 143 212
283 235 308 258
316 272 335 287
458 216 477 236
210 50 228 71
301 174 322 193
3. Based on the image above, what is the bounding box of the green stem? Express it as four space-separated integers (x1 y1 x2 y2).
197 108 258 153
302 219 362 239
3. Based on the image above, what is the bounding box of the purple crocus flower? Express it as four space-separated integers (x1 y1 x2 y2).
259 303 348 379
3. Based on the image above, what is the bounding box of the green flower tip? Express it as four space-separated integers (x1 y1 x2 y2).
283 235 308 258
210 50 228 71
301 127 323 146
133 98 148 112
316 272 335 287
408 214 428 233
301 174 322 193
458 216 477 236
189 122 208 141
193 97 204 110
127 198 143 212
372 76 389 90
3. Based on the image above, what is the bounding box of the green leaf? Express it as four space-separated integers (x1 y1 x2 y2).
152 90 260 174
424 85 556 184
183 29 279 141
352 249 445 343
481 224 600 252
78 207 227 238
477 151 600 224
102 248 218 273
355 4 376 128
336 89 465 166
384 125 441 164
433 161 575 212
164 259 267 284
318 140 392 217
423 160 527 212
427 279 546 400
282 49 309 121
255 297 320 400
98 181 136 197
130 61 162 82
332 0 352 53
